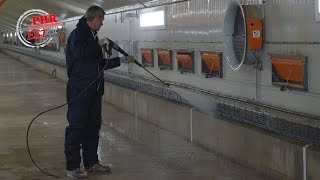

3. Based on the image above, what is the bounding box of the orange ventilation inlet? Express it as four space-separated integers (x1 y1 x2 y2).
201 52 223 78
59 32 66 45
177 51 194 73
0 0 6 7
141 48 153 67
157 49 172 70
271 54 308 91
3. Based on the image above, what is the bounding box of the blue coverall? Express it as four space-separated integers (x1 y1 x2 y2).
65 16 120 171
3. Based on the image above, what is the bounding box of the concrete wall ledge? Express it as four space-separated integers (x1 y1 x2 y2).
105 83 320 180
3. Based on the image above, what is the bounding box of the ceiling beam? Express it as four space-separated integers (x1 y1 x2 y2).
136 0 147 7
0 20 17 31
55 0 86 14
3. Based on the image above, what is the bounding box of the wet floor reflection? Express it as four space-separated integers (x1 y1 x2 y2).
0 53 285 179
100 104 284 180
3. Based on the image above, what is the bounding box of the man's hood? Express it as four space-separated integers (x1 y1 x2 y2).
76 16 90 31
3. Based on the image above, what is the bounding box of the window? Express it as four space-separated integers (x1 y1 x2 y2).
316 0 320 22
139 7 166 30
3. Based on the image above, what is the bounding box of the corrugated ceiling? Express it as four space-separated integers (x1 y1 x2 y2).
0 0 152 32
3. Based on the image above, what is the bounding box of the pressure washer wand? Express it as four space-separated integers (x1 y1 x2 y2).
132 60 169 87
104 38 169 87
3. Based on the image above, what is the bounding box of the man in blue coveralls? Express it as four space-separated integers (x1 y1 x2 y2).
65 5 134 178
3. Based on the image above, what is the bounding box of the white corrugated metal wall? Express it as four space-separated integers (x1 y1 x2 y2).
88 0 320 116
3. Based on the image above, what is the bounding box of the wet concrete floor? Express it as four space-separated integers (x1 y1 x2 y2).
0 53 285 179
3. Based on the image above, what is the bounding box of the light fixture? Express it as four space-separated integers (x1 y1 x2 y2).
6 33 9 37
58 26 62 29
10 33 12 37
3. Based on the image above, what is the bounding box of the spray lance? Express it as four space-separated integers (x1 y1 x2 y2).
98 38 170 87
99 38 218 116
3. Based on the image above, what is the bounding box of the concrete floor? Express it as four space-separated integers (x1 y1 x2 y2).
0 53 284 180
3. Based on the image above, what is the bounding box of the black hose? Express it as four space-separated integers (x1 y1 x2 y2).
26 59 110 179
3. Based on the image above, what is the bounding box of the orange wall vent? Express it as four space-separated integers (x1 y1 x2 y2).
271 54 308 91
177 52 193 71
271 58 304 83
59 32 65 44
0 0 6 7
201 52 221 72
141 48 153 64
157 49 171 66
